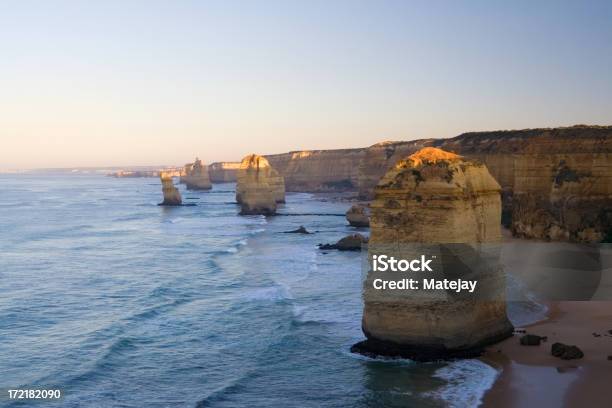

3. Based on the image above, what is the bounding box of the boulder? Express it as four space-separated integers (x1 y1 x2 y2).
346 204 370 227
520 334 547 346
357 147 513 360
319 233 368 251
184 158 212 190
236 154 285 215
159 172 182 206
551 342 584 360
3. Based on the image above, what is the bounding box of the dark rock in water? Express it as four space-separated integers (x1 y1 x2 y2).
284 226 311 234
520 334 546 346
551 342 584 360
318 233 368 251
607 355 612 361
592 332 601 337
608 329 612 335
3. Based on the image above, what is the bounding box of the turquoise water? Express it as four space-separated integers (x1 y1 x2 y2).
0 175 500 407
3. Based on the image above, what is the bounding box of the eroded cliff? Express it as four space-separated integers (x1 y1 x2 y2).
266 149 364 192
209 162 240 183
438 126 612 242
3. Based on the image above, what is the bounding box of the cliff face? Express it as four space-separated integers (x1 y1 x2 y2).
159 172 182 206
359 147 512 359
437 126 612 242
184 158 212 190
349 126 611 242
266 149 365 192
209 162 240 183
236 154 285 215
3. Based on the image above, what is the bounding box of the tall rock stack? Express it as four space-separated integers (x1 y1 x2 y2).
236 154 285 215
184 158 212 190
355 147 513 360
159 172 182 206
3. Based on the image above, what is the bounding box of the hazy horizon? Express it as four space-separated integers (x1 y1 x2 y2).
2 0 612 169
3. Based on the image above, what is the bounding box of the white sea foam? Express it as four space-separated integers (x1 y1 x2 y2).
427 359 499 408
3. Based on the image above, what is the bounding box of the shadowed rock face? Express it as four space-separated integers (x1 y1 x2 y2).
358 147 513 360
184 158 212 190
236 154 285 215
159 173 182 206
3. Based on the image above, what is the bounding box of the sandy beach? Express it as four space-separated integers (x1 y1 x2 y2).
481 301 612 407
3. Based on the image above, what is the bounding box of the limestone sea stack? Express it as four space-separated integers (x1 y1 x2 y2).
184 158 212 190
159 172 182 206
236 154 285 215
179 163 193 184
355 147 513 360
346 204 370 227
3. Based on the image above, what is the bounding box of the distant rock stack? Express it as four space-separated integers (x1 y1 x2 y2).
346 204 370 227
179 163 193 184
236 154 285 215
355 147 513 360
184 158 212 190
159 172 182 206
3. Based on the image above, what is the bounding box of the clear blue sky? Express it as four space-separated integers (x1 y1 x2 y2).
1 0 611 168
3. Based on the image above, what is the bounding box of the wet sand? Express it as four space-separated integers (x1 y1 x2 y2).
481 301 612 407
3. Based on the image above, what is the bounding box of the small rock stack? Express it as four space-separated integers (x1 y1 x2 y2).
159 172 182 206
184 158 212 190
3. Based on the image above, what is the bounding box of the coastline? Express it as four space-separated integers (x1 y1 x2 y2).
481 301 612 407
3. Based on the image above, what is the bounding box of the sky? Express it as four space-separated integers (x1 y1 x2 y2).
1 0 611 169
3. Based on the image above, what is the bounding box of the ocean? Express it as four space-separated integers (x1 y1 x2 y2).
1 174 524 407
